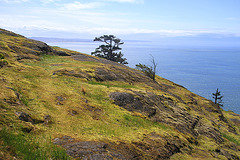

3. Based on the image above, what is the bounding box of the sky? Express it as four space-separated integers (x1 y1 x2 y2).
0 0 240 40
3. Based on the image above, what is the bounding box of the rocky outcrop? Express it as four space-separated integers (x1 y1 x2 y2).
0 29 74 62
53 69 92 80
0 28 24 37
109 92 157 118
21 39 54 55
16 112 33 123
109 91 225 143
15 112 44 125
65 141 122 160
53 136 127 160
53 134 189 160
132 132 187 159
93 67 173 93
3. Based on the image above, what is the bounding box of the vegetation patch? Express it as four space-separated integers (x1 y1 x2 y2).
88 80 136 89
222 132 240 145
0 128 71 160
0 53 8 68
0 53 5 59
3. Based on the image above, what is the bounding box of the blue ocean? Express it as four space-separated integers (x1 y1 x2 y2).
45 40 240 114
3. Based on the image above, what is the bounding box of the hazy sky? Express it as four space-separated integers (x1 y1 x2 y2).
0 0 240 39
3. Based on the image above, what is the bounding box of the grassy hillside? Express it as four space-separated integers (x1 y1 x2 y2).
0 28 240 159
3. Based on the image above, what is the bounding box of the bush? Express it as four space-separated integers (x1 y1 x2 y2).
0 53 8 68
136 63 155 80
0 59 8 68
0 53 4 59
135 55 157 81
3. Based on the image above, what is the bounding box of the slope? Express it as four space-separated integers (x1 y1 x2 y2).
0 28 239 160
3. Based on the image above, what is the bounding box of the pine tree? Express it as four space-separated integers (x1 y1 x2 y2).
212 88 223 107
91 35 128 64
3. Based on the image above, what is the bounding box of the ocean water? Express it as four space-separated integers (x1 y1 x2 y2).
47 41 240 114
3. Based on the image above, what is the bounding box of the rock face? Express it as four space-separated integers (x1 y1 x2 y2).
0 28 24 37
16 112 33 123
132 132 186 160
53 134 188 160
65 141 116 160
21 39 54 55
53 136 126 160
54 130 209 160
109 91 224 142
0 28 73 62
7 39 56 61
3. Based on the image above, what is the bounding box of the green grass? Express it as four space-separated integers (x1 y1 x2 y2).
0 128 71 160
88 80 136 89
74 112 172 140
11 87 30 107
89 91 107 101
88 81 111 88
122 113 170 130
0 41 10 51
222 132 240 145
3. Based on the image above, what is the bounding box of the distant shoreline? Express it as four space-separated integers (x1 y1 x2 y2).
29 37 151 43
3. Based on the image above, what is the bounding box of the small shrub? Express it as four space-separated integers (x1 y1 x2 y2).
81 87 86 95
0 59 8 68
0 53 5 59
136 63 155 80
135 55 157 81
